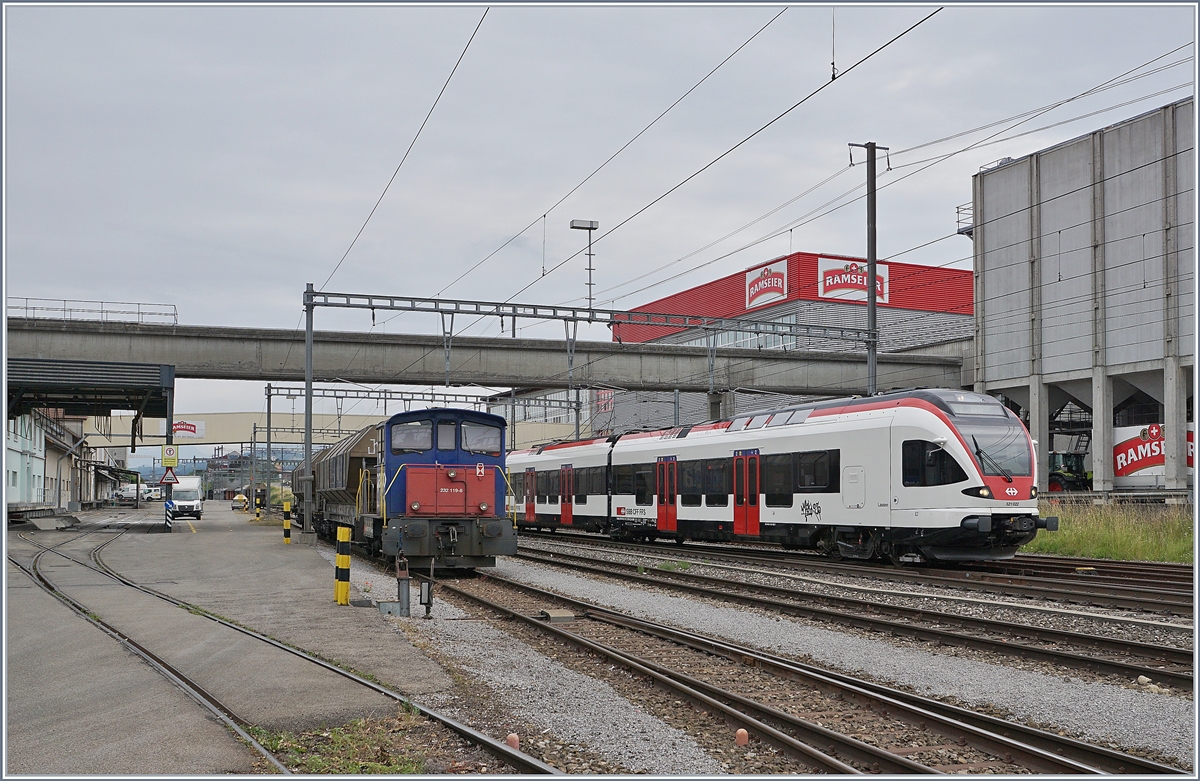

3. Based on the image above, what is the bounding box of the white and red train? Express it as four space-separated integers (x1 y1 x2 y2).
507 389 1058 563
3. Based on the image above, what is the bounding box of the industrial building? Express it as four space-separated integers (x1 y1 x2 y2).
968 97 1193 496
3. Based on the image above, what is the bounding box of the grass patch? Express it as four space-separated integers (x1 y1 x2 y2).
249 712 426 774
1023 501 1194 563
657 560 690 572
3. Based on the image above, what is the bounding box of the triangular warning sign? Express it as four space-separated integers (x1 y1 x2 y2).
159 467 179 485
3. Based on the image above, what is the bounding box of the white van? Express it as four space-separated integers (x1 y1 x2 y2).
167 476 203 520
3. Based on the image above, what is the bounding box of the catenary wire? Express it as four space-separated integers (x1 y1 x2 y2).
432 7 789 299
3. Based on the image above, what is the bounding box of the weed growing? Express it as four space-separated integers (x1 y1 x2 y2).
1024 501 1194 562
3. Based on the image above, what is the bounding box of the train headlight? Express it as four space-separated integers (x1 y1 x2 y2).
1029 485 1038 499
447 470 457 479
479 502 489 511
961 486 992 499
411 501 421 511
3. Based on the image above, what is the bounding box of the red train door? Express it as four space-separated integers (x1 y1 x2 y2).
560 466 573 526
655 459 677 533
524 468 535 522
733 452 760 537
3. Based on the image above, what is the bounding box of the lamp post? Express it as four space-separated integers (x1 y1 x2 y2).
570 219 599 313
569 219 598 441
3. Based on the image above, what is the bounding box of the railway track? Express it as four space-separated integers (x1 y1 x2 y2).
514 547 1193 690
8 529 559 775
521 531 1193 616
431 570 1185 775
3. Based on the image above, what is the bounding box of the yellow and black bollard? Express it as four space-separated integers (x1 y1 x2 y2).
255 494 262 521
283 501 291 544
335 526 351 605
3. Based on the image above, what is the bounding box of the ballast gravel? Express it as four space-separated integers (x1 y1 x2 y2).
317 545 723 774
405 601 723 775
492 558 1196 768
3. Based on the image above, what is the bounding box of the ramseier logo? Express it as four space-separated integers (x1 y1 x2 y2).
745 260 788 309
817 257 889 302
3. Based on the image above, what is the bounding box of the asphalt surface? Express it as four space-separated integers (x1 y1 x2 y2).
6 502 453 775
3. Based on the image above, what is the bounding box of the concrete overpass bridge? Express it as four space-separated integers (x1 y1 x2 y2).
8 318 969 396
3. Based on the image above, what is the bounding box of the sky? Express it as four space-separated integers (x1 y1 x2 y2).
4 2 1196 463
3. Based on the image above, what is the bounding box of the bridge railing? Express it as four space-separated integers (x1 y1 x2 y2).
7 297 178 326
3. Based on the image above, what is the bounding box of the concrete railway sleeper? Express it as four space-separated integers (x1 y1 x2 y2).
10 530 560 776
515 549 1194 690
524 532 1194 615
433 572 1111 774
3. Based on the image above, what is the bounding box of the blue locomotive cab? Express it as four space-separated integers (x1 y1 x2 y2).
380 408 515 568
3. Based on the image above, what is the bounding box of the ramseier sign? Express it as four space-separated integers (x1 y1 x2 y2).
818 257 889 303
745 259 788 309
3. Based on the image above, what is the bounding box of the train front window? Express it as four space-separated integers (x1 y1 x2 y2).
955 420 1032 476
462 422 502 456
391 420 432 453
437 421 457 451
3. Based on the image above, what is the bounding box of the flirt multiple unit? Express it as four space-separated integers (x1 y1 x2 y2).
291 408 517 570
507 389 1057 563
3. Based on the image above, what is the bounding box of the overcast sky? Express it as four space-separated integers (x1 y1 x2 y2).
5 2 1196 446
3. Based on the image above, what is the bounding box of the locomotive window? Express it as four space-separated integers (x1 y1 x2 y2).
704 458 730 506
797 450 839 492
903 440 968 486
437 421 457 451
613 464 634 495
634 465 654 506
763 453 794 507
462 422 502 456
391 420 432 453
678 460 703 506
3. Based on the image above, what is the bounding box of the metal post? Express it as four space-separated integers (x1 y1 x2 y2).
850 141 886 396
250 423 258 520
304 283 315 541
866 141 877 396
674 389 680 427
265 383 272 519
164 388 174 531
586 228 595 312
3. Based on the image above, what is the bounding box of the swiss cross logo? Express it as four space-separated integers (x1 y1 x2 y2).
1005 487 1018 497
1146 424 1162 440
616 507 625 515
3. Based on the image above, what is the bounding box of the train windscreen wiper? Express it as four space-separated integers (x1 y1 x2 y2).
972 435 1013 482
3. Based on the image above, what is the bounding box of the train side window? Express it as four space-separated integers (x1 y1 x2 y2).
462 422 502 456
797 450 839 492
536 471 549 503
704 458 730 506
678 459 703 506
592 467 607 495
510 472 523 498
613 464 634 495
437 421 457 451
391 420 432 454
634 464 654 506
903 440 968 486
763 453 794 507
765 411 793 427
726 417 751 432
574 468 588 504
549 470 560 503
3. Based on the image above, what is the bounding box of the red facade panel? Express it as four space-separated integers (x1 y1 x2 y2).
613 252 973 343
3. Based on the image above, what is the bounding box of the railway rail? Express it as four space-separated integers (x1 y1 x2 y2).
429 570 1185 774
522 531 1194 616
8 527 559 776
514 547 1193 690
